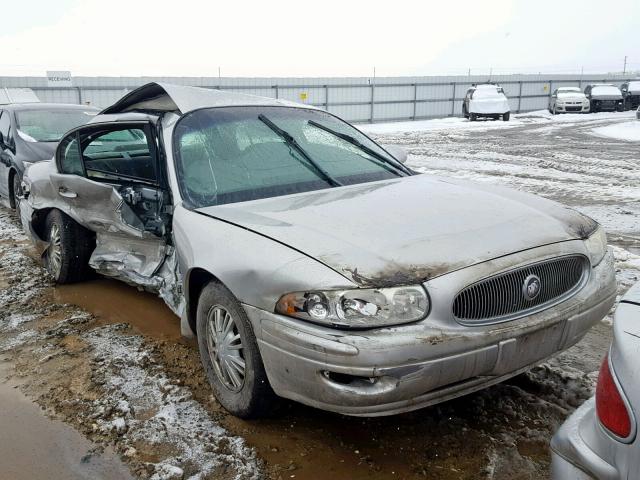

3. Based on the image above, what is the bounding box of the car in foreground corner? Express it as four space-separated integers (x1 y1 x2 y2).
584 84 624 113
551 281 640 479
462 83 511 121
20 82 616 418
0 103 98 214
549 87 590 114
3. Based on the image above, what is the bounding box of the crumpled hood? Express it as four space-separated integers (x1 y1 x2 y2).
197 175 596 287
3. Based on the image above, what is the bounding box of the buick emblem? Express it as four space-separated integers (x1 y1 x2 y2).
522 274 541 301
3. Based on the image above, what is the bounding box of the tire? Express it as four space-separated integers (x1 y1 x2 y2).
591 102 599 113
10 172 21 216
196 281 278 418
469 113 477 122
503 112 510 121
616 103 624 112
43 209 95 283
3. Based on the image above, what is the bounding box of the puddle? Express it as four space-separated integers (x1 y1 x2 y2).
52 278 182 341
0 362 134 480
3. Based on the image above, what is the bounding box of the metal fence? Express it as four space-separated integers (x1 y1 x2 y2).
0 73 634 123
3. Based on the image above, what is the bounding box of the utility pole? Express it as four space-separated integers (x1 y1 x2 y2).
623 56 627 75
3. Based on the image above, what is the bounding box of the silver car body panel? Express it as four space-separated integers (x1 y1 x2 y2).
551 282 640 479
20 82 617 415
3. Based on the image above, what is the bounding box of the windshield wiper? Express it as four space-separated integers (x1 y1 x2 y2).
258 114 342 187
307 120 411 176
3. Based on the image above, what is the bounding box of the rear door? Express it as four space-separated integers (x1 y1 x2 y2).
52 121 172 283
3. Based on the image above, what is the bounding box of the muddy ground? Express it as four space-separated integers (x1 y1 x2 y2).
1 111 639 480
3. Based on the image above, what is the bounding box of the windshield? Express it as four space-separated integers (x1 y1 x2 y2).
174 107 406 207
16 109 96 142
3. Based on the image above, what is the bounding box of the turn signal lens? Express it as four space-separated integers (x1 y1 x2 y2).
596 354 632 440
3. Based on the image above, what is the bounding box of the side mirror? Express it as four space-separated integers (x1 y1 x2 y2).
385 145 408 164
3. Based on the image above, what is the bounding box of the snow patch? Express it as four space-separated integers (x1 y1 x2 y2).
592 121 640 142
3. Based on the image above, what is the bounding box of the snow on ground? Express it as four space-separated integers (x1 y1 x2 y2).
592 120 640 142
0 209 262 480
358 110 636 134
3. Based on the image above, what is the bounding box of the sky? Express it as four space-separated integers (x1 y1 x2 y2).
1 0 639 78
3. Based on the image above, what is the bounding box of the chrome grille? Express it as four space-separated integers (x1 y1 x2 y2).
452 255 588 324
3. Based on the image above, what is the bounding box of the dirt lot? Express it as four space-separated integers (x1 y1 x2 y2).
1 111 639 480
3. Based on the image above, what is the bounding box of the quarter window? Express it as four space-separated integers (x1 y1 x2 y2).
0 110 11 144
82 128 156 183
59 133 83 175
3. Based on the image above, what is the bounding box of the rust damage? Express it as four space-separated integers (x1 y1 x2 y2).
343 263 457 288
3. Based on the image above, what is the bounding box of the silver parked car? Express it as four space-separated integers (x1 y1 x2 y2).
551 281 640 479
548 87 590 114
20 83 617 418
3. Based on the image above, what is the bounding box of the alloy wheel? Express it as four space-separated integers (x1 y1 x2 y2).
205 305 246 392
47 223 62 279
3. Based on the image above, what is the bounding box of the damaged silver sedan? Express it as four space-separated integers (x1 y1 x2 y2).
20 83 617 418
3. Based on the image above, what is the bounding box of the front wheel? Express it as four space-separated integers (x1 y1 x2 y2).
44 209 94 283
469 112 477 122
12 173 22 217
196 281 278 418
503 112 510 121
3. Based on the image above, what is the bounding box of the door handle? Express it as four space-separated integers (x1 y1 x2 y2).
58 186 78 198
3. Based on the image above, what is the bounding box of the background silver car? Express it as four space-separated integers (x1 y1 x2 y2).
20 83 616 418
551 281 640 479
549 87 590 114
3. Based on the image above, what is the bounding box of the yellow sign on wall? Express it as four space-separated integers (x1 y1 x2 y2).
299 92 308 101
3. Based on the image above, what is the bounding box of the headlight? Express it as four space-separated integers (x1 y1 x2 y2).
275 286 429 328
584 226 608 266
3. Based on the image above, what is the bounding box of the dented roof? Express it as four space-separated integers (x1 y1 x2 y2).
101 82 312 115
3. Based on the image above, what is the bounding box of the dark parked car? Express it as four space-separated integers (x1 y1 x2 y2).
0 103 98 213
584 84 624 113
620 80 640 111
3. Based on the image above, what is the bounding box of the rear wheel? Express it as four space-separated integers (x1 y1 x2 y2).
196 281 278 418
43 210 95 283
469 112 477 122
503 112 510 121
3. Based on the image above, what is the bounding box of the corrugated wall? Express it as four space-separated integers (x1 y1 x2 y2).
0 73 633 123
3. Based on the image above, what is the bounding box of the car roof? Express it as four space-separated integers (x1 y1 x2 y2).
1 102 100 112
101 82 316 116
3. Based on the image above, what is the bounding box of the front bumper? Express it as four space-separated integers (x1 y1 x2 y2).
246 247 616 416
556 104 590 113
551 398 619 480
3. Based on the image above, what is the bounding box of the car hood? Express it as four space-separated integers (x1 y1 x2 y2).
197 175 596 287
469 96 510 114
557 94 586 101
17 139 56 163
